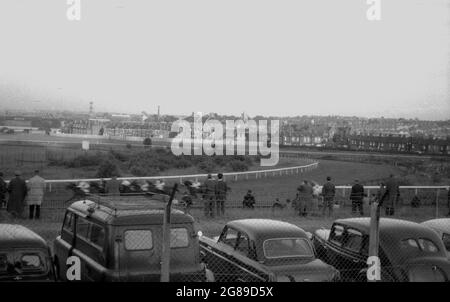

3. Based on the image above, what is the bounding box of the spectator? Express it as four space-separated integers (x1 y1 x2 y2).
215 173 229 217
384 174 399 216
350 179 365 216
375 182 388 206
411 195 421 208
321 176 336 217
243 190 255 209
7 171 27 219
26 170 46 220
203 174 217 218
447 187 450 217
105 175 121 196
272 198 285 210
0 172 7 208
181 191 193 215
297 180 313 216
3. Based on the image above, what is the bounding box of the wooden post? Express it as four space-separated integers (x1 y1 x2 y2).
160 183 178 282
368 201 380 282
435 189 440 218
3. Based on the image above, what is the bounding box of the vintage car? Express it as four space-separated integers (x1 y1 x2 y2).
0 224 56 281
199 219 340 282
312 218 450 282
421 218 450 257
53 195 212 281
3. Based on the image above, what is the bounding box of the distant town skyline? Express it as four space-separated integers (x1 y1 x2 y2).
0 0 449 121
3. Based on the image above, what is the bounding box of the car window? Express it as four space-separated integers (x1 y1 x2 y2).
220 227 239 248
124 230 153 250
170 228 189 248
75 216 90 239
235 233 250 256
442 233 450 251
343 228 365 253
263 238 314 259
417 238 439 254
63 212 74 233
400 239 421 255
20 254 44 272
329 225 345 246
89 223 106 249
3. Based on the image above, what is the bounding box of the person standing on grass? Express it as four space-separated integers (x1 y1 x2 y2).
297 180 313 216
447 186 450 217
105 175 121 196
350 179 365 216
243 190 256 209
321 176 336 217
203 174 217 218
215 173 229 217
7 171 27 219
384 174 399 216
0 172 7 208
26 170 46 220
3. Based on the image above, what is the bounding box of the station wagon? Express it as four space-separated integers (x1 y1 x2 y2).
53 195 211 281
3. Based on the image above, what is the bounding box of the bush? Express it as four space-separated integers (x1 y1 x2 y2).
143 137 152 146
67 152 104 168
198 160 217 173
109 150 129 162
228 160 249 172
96 159 121 178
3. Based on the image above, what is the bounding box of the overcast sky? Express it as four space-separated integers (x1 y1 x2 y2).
0 0 449 120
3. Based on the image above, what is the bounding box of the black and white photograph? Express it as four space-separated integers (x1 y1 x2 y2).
0 0 449 292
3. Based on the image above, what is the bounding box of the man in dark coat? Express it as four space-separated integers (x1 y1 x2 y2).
350 179 365 216
215 173 229 217
243 190 256 209
203 174 217 218
384 174 399 216
297 180 313 216
321 176 336 217
447 187 450 217
0 172 7 208
7 171 27 218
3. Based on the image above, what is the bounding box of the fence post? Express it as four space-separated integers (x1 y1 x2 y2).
368 201 381 282
161 184 177 282
435 189 440 218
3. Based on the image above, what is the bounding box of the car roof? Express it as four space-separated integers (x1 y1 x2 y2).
0 224 48 250
68 196 194 226
421 219 450 234
334 217 447 259
227 219 308 241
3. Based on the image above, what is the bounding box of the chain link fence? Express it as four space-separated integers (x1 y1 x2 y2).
0 181 449 282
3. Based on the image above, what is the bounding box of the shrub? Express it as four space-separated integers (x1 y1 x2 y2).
143 137 152 146
228 160 249 172
67 152 104 168
96 159 121 178
198 160 217 173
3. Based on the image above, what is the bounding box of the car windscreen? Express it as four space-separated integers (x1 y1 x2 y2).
263 238 314 259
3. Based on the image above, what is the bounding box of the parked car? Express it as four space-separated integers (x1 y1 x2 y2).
0 224 56 281
53 195 212 281
421 218 450 257
312 218 450 282
199 219 340 282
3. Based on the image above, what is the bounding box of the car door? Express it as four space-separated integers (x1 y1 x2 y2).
324 224 346 268
339 228 368 280
204 226 241 282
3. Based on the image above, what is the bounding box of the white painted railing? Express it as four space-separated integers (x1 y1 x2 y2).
40 161 319 187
